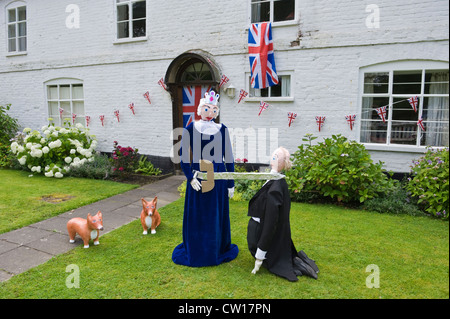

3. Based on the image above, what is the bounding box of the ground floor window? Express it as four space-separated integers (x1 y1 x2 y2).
248 73 292 99
46 80 85 126
359 61 449 147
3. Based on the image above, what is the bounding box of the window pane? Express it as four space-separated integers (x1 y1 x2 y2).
48 102 59 117
360 121 387 144
73 101 84 115
270 82 282 97
251 1 270 23
132 1 146 19
117 21 129 38
8 39 16 52
60 85 71 99
72 84 84 99
48 86 58 100
281 75 291 96
422 96 449 147
8 25 16 38
364 72 389 94
390 121 417 145
421 122 449 147
18 37 26 51
361 96 390 120
8 9 16 22
392 98 418 121
393 70 422 94
60 101 71 116
18 6 26 21
274 0 295 22
117 4 129 22
132 19 146 37
425 70 449 94
18 22 26 36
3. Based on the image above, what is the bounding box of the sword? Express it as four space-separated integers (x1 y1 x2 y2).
195 160 285 193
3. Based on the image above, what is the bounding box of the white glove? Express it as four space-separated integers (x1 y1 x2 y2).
251 259 263 274
190 171 202 191
228 187 235 198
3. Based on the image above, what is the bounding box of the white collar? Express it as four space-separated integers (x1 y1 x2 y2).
194 120 221 135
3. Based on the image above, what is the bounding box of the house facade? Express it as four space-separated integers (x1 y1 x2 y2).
0 0 448 173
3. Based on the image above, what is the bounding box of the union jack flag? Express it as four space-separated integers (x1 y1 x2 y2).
158 78 167 91
417 117 426 131
85 115 91 127
219 75 229 88
143 91 151 104
408 96 419 112
99 115 105 126
248 22 279 89
114 110 120 122
345 114 357 130
129 103 135 115
238 89 248 103
258 101 269 116
375 106 387 123
182 85 212 127
72 113 77 125
316 116 326 132
288 112 297 127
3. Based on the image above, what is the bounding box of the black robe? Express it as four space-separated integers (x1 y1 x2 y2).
247 178 300 282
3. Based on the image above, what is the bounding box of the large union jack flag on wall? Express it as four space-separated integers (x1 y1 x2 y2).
248 22 279 89
182 85 212 127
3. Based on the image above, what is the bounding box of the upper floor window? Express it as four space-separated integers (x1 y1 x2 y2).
251 0 295 24
359 61 449 148
116 0 146 40
6 3 27 53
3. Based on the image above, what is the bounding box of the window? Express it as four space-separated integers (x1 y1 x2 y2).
6 3 27 53
46 80 85 126
251 0 296 24
248 73 292 100
360 62 449 148
116 0 146 40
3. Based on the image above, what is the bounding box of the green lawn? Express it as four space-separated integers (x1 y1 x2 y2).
0 169 138 234
1 198 448 299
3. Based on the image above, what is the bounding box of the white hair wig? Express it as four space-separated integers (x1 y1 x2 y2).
197 98 220 118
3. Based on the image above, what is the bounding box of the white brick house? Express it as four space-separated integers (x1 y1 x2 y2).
0 0 448 173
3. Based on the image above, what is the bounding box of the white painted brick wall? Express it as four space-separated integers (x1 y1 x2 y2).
0 0 448 172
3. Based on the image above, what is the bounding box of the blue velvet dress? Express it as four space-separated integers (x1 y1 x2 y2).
172 121 239 267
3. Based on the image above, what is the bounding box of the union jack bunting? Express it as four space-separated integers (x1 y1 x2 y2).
219 75 229 88
345 114 357 130
72 113 77 125
408 96 419 112
99 115 105 127
315 116 326 132
238 89 248 103
417 117 426 131
248 22 279 89
182 85 212 127
375 106 387 123
258 101 269 116
85 115 91 127
114 110 120 122
143 91 151 104
129 103 136 115
287 112 297 127
158 78 167 91
59 107 64 119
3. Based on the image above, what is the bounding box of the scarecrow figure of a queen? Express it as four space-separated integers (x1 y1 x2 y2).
172 90 239 267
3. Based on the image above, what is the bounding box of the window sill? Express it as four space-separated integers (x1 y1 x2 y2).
245 97 294 103
245 19 298 30
6 51 27 57
363 143 430 153
113 36 147 45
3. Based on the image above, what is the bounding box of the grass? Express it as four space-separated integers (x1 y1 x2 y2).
0 198 448 299
0 169 139 234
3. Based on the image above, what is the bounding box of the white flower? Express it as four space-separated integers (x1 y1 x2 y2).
18 156 27 165
31 149 43 158
65 157 72 164
75 123 84 129
43 130 50 136
49 139 62 149
54 172 63 178
70 149 76 154
10 142 19 154
51 131 59 137
17 145 25 153
26 142 32 149
40 138 46 144
42 146 50 154
45 171 54 177
41 125 48 131
31 166 41 173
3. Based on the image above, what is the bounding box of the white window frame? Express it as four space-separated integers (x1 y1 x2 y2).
5 1 27 56
357 60 449 153
248 0 298 27
245 71 294 102
44 78 85 127
113 0 147 44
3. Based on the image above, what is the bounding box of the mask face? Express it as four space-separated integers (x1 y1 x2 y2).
200 104 218 121
270 149 284 172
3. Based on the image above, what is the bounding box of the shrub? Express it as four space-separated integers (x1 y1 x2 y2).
66 152 113 179
111 141 139 175
0 104 20 168
233 162 265 201
10 119 97 178
135 155 162 176
406 147 449 220
286 134 397 203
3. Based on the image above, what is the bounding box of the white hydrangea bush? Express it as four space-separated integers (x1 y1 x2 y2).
10 120 97 178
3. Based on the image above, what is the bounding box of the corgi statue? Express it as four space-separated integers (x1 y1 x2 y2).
141 197 161 235
67 211 104 248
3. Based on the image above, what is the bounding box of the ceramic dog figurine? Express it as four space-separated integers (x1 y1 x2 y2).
67 211 104 248
141 197 161 235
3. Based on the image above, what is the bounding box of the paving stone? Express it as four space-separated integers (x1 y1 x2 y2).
0 240 20 255
30 217 68 234
0 227 53 246
0 246 53 275
26 233 74 256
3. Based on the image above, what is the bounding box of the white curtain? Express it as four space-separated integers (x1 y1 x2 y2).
426 72 449 146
